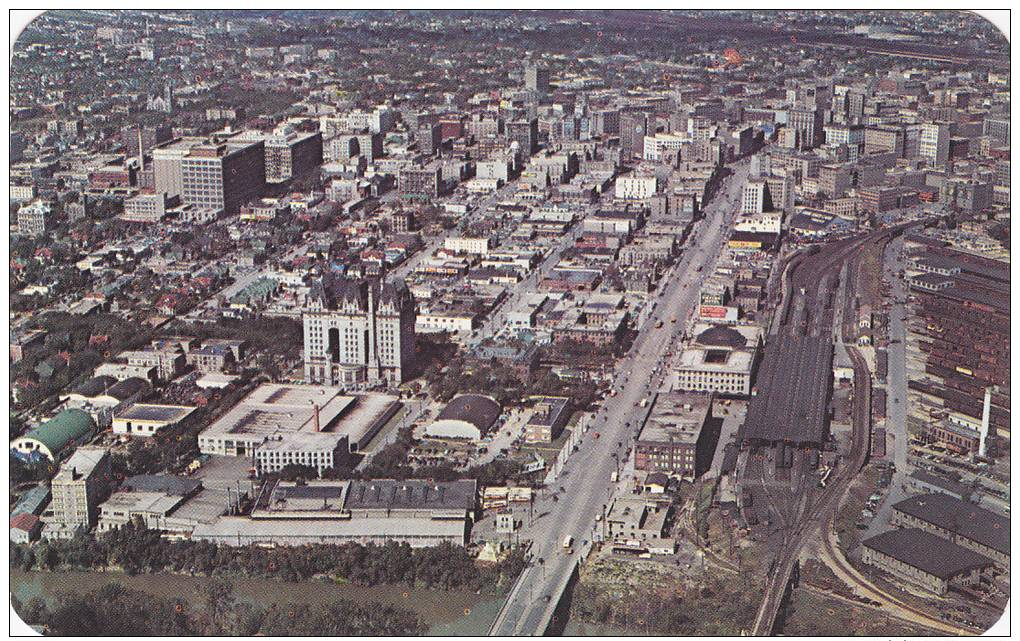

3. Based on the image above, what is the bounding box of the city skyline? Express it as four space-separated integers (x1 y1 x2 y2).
8 9 1011 638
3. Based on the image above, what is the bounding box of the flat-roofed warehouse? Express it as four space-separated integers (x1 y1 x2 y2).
892 493 1010 569
112 403 196 437
345 479 478 519
97 475 234 535
197 383 400 474
194 479 478 547
251 480 348 518
861 528 993 596
739 335 832 447
192 515 468 548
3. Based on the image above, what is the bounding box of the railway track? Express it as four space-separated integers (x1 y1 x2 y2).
818 507 978 635
750 230 891 635
748 224 922 635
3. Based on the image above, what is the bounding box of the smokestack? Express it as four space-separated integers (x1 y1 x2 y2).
314 403 320 432
979 387 991 457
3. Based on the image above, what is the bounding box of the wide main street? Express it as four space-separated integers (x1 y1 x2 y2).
489 158 751 636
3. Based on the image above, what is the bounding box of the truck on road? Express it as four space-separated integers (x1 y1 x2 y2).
563 535 574 551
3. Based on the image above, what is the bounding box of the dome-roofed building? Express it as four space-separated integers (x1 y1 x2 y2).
426 394 502 440
695 325 748 350
675 323 763 397
10 409 97 462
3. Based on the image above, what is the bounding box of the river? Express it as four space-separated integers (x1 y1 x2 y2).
10 570 501 635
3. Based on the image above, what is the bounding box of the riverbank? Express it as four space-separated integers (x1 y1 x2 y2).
10 570 501 635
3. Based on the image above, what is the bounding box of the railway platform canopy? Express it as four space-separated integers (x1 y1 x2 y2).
738 335 833 447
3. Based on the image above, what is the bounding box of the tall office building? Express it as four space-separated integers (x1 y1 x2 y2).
398 164 441 200
764 175 795 214
864 126 905 157
181 138 266 214
265 131 323 183
507 118 539 156
121 124 173 160
417 123 442 157
524 62 551 94
787 107 823 150
620 110 651 161
152 136 205 199
17 200 50 237
982 117 1010 147
593 108 621 136
919 122 951 168
303 277 416 388
741 180 773 214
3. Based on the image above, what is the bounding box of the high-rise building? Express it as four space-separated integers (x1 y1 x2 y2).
741 180 772 214
264 131 323 183
593 108 620 136
327 135 360 163
122 124 173 160
417 123 442 157
303 277 416 388
354 132 383 163
787 107 823 150
181 138 266 214
864 126 904 157
824 124 864 162
152 136 205 199
619 111 651 160
919 122 951 168
524 62 551 94
398 165 441 201
49 447 111 531
507 118 538 156
982 117 1009 147
764 175 795 214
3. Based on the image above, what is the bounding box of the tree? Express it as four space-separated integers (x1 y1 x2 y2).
202 577 237 634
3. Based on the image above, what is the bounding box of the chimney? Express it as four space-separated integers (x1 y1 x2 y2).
979 387 991 457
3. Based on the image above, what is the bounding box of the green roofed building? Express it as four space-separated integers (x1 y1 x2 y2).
10 409 96 462
229 277 278 310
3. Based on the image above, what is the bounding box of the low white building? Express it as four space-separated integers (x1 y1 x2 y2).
615 175 658 200
112 403 196 437
444 236 492 255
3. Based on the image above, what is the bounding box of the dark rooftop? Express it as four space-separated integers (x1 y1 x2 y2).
345 479 477 511
907 470 972 500
107 377 151 401
72 375 117 397
863 528 993 579
697 325 747 349
893 493 1009 555
739 335 832 446
277 484 345 500
436 394 501 433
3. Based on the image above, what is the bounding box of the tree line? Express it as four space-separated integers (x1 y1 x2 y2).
11 520 526 593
